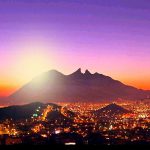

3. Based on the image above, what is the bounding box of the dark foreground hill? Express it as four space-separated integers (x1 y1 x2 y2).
8 68 150 104
0 102 74 121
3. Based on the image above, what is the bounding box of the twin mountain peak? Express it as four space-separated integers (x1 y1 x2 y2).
45 68 111 79
8 68 150 104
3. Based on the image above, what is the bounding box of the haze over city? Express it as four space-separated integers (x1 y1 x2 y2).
1 0 150 98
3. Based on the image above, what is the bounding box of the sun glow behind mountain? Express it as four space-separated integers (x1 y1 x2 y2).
14 47 50 82
1 0 150 97
0 41 57 96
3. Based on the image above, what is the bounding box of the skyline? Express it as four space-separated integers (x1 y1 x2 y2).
1 0 150 97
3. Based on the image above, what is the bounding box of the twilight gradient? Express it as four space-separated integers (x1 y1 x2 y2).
0 0 150 96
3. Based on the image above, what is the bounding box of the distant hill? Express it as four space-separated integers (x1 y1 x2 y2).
94 103 131 118
47 111 73 123
8 68 150 104
47 105 75 122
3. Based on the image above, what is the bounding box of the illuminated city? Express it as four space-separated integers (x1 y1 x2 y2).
0 99 150 145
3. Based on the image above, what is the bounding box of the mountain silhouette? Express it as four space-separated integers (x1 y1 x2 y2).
8 68 150 104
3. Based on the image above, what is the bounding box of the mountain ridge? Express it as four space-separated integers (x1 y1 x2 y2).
8 68 150 104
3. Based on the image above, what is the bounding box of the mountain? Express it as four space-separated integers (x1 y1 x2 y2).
94 103 131 117
8 68 150 104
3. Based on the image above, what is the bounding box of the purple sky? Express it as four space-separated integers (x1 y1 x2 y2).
0 0 150 96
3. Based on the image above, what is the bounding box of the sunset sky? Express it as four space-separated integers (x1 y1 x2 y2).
0 0 150 97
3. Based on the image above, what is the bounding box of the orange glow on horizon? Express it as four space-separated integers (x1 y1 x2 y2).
0 85 19 97
122 79 150 91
